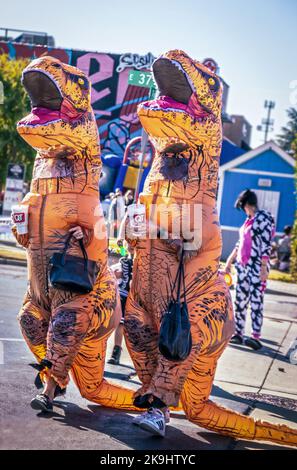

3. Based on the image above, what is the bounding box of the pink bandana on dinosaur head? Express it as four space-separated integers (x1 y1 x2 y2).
237 217 255 266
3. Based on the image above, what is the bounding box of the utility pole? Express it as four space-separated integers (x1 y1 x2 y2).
257 100 275 143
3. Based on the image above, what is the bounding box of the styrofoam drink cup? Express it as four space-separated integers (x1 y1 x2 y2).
11 205 29 235
127 203 146 237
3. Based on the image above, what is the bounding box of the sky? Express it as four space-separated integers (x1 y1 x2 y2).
1 0 297 147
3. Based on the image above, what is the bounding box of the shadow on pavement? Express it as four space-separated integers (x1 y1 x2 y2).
48 400 232 450
265 288 297 298
212 385 297 423
228 342 291 365
233 439 295 450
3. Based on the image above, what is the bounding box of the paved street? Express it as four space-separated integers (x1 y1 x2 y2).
0 264 296 450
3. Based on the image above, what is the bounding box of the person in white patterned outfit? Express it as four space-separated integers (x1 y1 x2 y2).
225 190 275 350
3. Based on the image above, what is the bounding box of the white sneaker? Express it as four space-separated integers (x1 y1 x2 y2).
132 407 170 426
137 408 167 437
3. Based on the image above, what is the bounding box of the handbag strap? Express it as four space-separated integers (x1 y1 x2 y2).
170 249 185 303
61 233 88 269
176 249 185 303
181 252 186 304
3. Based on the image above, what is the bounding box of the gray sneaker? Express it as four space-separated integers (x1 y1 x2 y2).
132 407 170 426
137 408 167 437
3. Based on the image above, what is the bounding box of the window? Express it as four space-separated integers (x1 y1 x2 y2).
252 189 280 225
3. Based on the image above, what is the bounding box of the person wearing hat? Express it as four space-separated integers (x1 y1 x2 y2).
224 189 275 349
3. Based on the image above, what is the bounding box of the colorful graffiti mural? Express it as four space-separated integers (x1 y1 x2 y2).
0 41 155 155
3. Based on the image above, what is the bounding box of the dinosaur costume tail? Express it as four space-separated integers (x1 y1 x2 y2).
185 400 297 447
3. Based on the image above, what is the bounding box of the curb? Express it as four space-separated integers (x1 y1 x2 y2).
0 257 27 267
267 280 297 297
0 239 18 247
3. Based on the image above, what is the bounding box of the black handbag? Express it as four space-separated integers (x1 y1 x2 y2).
159 251 192 361
48 233 99 294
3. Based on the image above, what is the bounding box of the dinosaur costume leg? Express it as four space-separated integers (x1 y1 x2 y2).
70 325 137 410
46 265 138 409
18 295 49 364
125 258 234 407
181 352 297 446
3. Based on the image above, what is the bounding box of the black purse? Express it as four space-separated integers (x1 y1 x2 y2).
159 251 192 361
48 233 99 294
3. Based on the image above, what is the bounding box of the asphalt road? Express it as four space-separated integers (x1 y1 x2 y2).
0 264 296 450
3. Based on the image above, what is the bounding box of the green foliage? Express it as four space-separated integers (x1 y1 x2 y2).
0 54 34 190
290 137 297 281
277 107 297 154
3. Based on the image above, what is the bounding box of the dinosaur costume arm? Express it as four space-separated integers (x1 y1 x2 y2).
11 225 29 248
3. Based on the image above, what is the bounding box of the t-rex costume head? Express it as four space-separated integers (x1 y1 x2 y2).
138 49 222 154
17 56 99 160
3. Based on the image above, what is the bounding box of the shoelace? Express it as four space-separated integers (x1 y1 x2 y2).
148 408 165 418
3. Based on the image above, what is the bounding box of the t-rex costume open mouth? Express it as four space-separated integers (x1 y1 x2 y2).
123 50 297 446
14 56 139 409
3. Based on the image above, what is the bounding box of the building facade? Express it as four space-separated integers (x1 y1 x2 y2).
223 114 252 150
218 141 296 260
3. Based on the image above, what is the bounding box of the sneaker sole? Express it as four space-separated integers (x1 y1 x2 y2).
30 398 53 413
138 421 165 437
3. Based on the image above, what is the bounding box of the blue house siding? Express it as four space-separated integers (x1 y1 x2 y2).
220 139 245 166
238 150 293 174
219 143 295 260
221 228 239 261
220 170 295 232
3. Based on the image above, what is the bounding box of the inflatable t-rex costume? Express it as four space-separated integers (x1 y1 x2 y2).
14 56 137 409
124 50 297 446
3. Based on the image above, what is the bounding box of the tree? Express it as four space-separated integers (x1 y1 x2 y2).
290 136 297 281
277 107 297 154
0 54 34 190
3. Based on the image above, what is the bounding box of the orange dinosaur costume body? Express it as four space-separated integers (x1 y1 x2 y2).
13 56 137 409
123 50 297 446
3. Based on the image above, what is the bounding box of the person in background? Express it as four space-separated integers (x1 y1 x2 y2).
124 189 134 207
277 225 292 272
108 241 134 365
108 188 125 238
101 192 114 220
225 189 275 350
